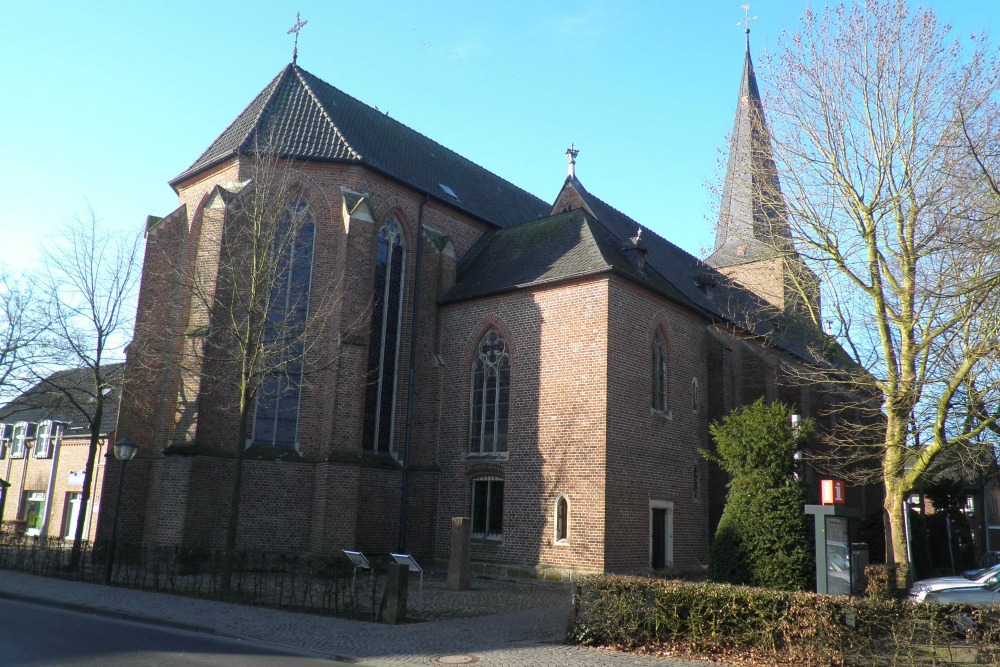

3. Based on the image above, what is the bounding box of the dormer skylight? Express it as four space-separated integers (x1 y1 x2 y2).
439 183 459 200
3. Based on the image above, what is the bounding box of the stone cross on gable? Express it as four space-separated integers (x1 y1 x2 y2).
288 12 308 65
738 4 757 34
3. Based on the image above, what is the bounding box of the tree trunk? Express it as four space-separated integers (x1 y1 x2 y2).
219 390 251 597
69 402 103 573
884 482 911 589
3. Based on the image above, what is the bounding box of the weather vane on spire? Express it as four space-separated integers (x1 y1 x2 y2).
288 12 308 65
738 4 757 34
565 143 580 179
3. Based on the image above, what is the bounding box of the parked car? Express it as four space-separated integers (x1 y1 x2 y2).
924 582 1000 606
909 563 1000 602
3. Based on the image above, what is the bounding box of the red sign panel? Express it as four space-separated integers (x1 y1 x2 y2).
821 479 846 505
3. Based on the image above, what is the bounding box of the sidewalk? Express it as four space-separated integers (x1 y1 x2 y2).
0 569 723 666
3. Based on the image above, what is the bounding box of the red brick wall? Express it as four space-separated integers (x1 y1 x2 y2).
604 276 711 572
435 277 610 573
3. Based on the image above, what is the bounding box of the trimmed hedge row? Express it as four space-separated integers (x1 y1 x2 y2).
569 574 1000 666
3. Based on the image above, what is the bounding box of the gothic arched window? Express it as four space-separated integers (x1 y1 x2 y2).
652 330 668 412
470 330 509 454
253 197 315 448
363 218 406 453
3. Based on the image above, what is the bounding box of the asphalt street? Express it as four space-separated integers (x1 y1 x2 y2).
0 598 348 666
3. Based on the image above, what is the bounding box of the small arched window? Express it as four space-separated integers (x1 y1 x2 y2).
691 377 700 412
252 197 315 448
363 218 406 453
470 330 510 454
555 495 569 543
652 330 668 412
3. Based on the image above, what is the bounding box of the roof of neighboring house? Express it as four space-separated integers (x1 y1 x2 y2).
172 63 552 230
0 364 124 438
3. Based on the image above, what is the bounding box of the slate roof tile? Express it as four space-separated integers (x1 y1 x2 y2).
173 64 550 230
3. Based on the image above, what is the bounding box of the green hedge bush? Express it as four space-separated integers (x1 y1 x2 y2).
570 574 1000 666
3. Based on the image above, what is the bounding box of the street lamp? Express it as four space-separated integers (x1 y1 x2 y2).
102 437 137 586
791 414 803 481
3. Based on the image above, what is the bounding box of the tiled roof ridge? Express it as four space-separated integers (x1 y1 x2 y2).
294 67 549 218
178 67 289 181
290 65 360 160
571 176 712 273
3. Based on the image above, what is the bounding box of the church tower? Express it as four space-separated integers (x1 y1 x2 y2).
706 32 819 321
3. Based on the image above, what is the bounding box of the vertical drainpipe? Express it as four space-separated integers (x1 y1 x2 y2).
398 195 429 553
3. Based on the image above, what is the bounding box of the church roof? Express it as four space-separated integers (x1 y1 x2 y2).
443 207 692 304
447 174 836 365
706 37 791 268
172 64 551 229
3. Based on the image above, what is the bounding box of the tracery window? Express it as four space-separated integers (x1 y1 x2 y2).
652 330 668 412
363 218 406 453
470 330 509 454
252 197 315 448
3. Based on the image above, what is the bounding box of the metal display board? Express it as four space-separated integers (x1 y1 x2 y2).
390 553 424 613
343 550 370 570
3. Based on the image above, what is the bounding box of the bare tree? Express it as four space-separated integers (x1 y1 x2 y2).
750 1 1000 582
146 149 343 594
39 210 140 568
728 0 1000 576
0 270 42 405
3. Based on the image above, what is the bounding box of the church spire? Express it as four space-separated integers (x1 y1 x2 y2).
706 26 790 269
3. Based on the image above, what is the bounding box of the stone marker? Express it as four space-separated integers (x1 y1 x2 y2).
384 561 409 624
448 516 471 591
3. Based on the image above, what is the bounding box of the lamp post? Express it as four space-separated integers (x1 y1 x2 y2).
791 414 803 481
102 437 137 586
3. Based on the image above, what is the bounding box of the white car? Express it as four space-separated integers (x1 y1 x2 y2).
909 563 1000 601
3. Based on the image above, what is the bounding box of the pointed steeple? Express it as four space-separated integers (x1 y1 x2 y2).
706 35 791 269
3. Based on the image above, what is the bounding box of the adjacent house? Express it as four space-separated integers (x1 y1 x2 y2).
0 364 122 542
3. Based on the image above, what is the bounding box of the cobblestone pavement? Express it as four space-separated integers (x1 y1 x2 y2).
0 569 727 666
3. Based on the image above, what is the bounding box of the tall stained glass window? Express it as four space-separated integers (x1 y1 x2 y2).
252 197 315 448
470 330 509 454
363 219 405 453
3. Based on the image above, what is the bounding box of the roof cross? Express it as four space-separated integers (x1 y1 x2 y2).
565 143 580 179
287 12 308 65
738 4 757 34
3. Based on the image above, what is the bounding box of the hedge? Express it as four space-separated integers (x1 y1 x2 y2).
569 574 1000 666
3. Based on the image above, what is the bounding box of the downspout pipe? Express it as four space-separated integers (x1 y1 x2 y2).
398 195 429 553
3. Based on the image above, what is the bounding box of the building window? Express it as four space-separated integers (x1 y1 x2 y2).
471 477 504 539
470 330 510 454
652 330 668 413
63 492 83 539
693 465 700 499
363 218 406 453
10 422 35 458
0 423 10 458
555 495 569 544
34 421 62 459
22 491 45 536
252 197 315 448
691 377 700 412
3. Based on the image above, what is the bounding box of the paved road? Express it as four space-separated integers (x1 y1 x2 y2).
0 598 348 667
0 570 724 666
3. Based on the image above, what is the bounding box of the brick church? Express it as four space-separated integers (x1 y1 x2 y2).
108 39 874 579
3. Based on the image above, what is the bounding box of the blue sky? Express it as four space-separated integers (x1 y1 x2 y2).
0 1 995 272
